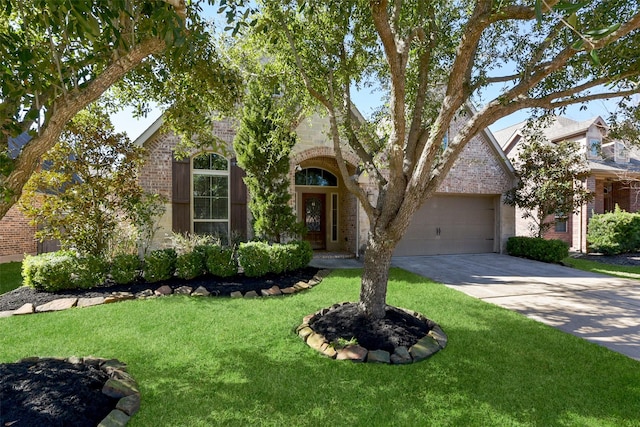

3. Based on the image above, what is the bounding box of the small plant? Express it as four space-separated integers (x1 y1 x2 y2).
238 241 271 277
143 248 177 283
175 247 207 280
110 253 141 285
171 232 217 255
331 337 359 349
204 245 237 277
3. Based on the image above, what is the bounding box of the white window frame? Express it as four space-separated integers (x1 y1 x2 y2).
191 152 230 238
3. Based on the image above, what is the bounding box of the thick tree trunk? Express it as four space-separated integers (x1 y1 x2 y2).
0 38 165 220
359 232 396 320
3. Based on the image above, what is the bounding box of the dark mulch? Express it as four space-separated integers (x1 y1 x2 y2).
0 267 320 312
0 358 117 427
310 303 432 353
572 252 640 266
0 267 319 426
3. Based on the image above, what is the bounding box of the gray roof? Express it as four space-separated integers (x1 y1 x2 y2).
7 132 31 159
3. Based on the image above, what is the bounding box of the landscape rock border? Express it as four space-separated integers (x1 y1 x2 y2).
0 269 332 319
296 302 448 364
4 356 140 427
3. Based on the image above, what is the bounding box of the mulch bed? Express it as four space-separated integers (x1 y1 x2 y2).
0 267 320 312
0 267 320 426
0 358 116 427
310 303 430 353
572 252 640 266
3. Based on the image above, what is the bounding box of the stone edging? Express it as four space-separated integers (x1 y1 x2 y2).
0 269 332 319
296 302 448 364
12 356 140 427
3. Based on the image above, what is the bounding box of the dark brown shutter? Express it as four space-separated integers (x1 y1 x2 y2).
230 158 247 240
172 155 190 234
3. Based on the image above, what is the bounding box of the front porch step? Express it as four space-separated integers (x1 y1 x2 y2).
312 251 356 260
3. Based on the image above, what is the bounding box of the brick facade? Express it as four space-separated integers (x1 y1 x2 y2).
0 205 37 261
137 110 515 255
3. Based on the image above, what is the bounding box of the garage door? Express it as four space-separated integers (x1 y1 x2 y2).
394 195 496 256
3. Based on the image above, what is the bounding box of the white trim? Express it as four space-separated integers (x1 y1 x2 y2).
133 116 164 147
191 152 230 238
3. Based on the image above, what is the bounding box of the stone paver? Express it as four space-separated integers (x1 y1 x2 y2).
392 253 640 361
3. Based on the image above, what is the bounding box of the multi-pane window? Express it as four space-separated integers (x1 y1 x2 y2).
588 139 601 157
192 153 229 239
295 168 338 187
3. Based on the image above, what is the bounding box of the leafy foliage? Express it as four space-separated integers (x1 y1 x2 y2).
22 251 107 291
18 107 159 257
506 236 569 264
233 79 304 243
587 205 640 255
204 245 238 278
110 253 141 285
175 248 208 280
238 240 312 277
504 138 593 238
0 0 240 217
218 0 640 318
143 248 177 283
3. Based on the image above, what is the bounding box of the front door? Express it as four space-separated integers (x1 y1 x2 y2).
302 193 326 250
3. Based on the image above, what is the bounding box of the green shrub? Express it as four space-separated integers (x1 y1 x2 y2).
238 242 271 277
74 255 108 289
110 254 141 285
22 251 107 291
175 248 207 280
204 245 237 277
143 248 177 283
287 240 313 271
587 206 640 255
506 236 569 263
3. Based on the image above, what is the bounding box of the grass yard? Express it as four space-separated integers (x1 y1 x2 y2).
1 268 639 426
0 262 22 295
563 257 640 280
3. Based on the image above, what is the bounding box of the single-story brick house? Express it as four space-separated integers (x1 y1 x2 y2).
135 107 517 257
494 115 640 252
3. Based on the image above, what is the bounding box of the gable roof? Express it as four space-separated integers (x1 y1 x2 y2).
495 115 608 156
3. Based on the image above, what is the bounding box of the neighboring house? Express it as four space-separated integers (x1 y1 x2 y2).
494 116 640 252
135 107 516 257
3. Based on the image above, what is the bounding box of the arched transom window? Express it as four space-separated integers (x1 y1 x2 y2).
192 153 229 238
295 167 338 187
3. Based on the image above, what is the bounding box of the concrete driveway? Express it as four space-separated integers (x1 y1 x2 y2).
392 253 640 361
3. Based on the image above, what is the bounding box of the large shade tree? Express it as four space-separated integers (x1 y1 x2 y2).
0 0 240 218
220 0 640 319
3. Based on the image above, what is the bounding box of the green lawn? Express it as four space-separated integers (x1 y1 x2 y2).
563 257 640 280
0 262 22 295
1 268 638 426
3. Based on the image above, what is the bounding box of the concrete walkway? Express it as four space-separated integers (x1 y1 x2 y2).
392 253 640 361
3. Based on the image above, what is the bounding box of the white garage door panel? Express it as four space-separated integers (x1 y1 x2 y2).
394 196 496 256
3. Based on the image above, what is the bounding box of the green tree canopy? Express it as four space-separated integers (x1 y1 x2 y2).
219 0 640 318
233 79 303 243
504 138 594 238
0 0 240 218
19 107 160 257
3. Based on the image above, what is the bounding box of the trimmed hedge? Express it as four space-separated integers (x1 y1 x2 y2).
21 240 313 292
110 254 141 285
238 240 313 277
205 245 238 277
506 236 569 263
587 207 640 255
22 251 107 291
143 248 177 283
175 246 207 280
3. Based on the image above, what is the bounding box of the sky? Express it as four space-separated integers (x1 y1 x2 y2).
110 4 630 142
111 88 624 143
